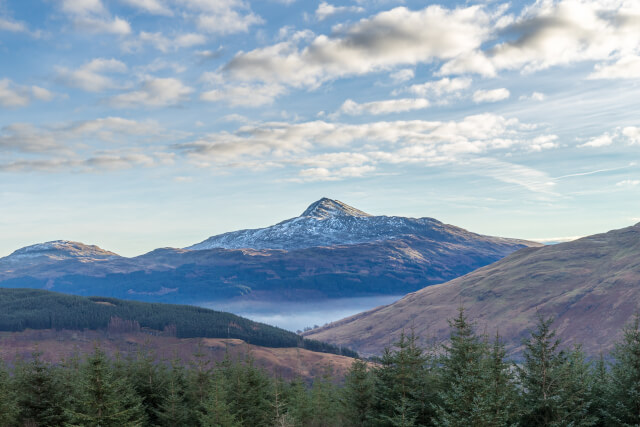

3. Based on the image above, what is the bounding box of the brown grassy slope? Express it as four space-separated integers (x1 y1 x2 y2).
0 329 355 380
305 223 640 357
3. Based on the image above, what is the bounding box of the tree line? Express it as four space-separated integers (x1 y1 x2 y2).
2 307 640 426
0 288 357 358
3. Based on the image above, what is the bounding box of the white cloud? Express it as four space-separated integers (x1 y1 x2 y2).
176 113 558 189
0 16 40 37
110 77 193 107
622 127 640 145
589 55 640 80
60 0 131 35
56 58 128 92
31 86 55 102
579 133 614 148
389 69 415 84
441 0 640 76
616 179 640 187
519 92 546 101
0 80 56 108
473 88 510 103
397 77 472 97
338 98 430 116
224 5 493 89
201 83 285 107
0 79 31 108
178 0 264 35
130 31 207 52
315 2 364 21
119 0 173 16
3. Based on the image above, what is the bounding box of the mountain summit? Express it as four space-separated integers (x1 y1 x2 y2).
187 197 537 251
4 240 119 264
301 198 372 219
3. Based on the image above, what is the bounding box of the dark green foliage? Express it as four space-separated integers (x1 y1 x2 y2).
606 314 640 426
517 315 596 427
0 360 17 427
435 307 487 427
68 346 146 426
340 359 375 426
4 304 640 426
0 287 358 357
14 351 69 426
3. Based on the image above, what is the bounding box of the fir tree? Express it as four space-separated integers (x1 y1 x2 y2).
14 351 69 427
476 331 519 426
0 359 17 427
200 369 239 427
285 376 312 426
434 306 487 427
68 346 145 427
155 359 190 427
606 314 640 426
340 359 374 427
310 365 339 427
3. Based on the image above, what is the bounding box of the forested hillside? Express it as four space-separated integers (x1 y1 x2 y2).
2 307 640 426
0 288 357 357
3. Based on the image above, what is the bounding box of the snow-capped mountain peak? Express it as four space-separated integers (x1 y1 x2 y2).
3 240 120 263
301 198 372 220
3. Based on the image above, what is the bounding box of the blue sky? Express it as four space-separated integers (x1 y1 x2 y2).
1 0 639 257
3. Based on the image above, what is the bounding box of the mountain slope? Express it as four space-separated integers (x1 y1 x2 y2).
304 222 640 357
187 197 536 251
0 198 540 304
0 287 356 356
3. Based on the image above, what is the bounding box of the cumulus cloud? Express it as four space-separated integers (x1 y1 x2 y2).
0 117 181 173
177 0 263 35
110 77 193 107
590 55 640 79
0 79 56 108
0 79 31 108
119 0 173 16
441 0 640 76
622 127 640 145
338 98 430 116
579 133 614 148
473 88 510 103
175 113 558 189
56 58 128 92
396 77 472 97
315 2 364 21
0 16 41 37
519 92 546 101
60 0 131 35
200 83 285 107
224 5 493 88
128 31 207 52
389 69 415 84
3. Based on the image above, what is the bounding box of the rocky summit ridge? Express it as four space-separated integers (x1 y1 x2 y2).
187 198 536 251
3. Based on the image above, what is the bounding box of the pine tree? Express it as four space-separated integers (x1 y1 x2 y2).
434 306 487 427
155 359 190 427
226 353 275 426
0 359 17 427
476 331 519 426
68 346 146 426
200 369 239 427
606 314 640 426
14 351 69 426
310 365 339 427
285 376 312 426
516 314 595 426
340 359 374 427
127 345 167 425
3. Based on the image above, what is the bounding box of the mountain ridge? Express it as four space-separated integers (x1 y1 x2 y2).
304 221 640 357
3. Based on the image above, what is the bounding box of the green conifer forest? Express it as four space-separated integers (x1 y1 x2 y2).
2 306 640 426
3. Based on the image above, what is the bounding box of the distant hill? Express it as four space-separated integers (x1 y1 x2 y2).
0 288 356 357
304 222 640 357
0 198 540 303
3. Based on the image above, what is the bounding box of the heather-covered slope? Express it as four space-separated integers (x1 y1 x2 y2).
305 222 640 357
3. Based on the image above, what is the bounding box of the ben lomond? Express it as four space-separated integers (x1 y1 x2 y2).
0 198 539 305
